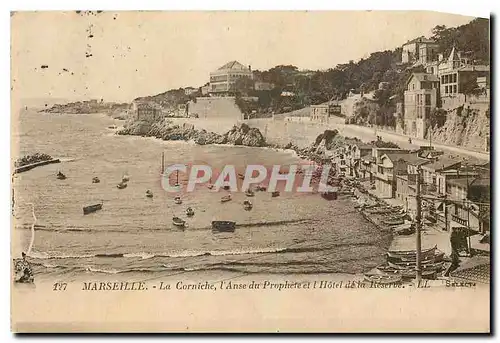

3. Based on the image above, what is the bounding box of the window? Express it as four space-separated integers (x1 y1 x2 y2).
425 94 431 106
453 74 457 83
425 107 431 119
453 85 457 93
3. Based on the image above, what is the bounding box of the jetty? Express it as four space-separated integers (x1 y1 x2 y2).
14 159 61 174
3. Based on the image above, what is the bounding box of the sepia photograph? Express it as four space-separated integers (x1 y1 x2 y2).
10 9 491 333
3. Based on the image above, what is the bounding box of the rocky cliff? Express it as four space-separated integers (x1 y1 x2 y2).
427 107 490 151
117 121 266 147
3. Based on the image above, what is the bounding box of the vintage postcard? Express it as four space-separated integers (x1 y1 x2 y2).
10 10 490 333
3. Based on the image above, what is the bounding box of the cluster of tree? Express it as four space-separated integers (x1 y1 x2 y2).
134 88 199 109
430 18 489 65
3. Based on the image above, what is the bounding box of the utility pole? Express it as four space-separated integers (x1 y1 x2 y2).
465 163 472 255
415 166 422 284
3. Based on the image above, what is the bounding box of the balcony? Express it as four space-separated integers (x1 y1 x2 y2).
375 172 393 182
451 214 468 227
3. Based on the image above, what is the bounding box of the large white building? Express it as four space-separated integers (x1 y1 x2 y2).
209 61 253 96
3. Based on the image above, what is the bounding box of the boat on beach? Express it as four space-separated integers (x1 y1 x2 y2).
122 175 130 182
271 191 280 198
321 191 337 200
363 272 402 285
387 245 437 259
221 194 232 203
223 185 231 191
172 216 186 228
382 218 405 226
174 196 182 204
92 176 100 184
146 190 153 198
116 181 127 189
83 202 103 215
212 220 236 233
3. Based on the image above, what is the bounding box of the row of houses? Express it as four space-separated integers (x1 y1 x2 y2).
402 42 490 140
331 141 490 244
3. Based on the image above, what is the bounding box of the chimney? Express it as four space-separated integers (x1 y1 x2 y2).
438 53 443 62
248 65 251 72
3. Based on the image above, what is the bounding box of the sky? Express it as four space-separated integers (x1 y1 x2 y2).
11 11 478 103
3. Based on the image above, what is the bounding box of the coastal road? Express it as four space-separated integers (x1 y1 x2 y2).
247 117 490 162
337 121 490 161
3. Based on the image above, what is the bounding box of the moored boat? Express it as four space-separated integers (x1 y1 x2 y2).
116 182 127 189
256 184 267 192
223 185 231 191
186 207 195 217
92 176 100 184
146 190 153 198
172 216 186 228
83 201 103 215
56 171 66 180
245 189 255 197
174 196 182 204
212 220 236 233
243 200 253 211
221 194 232 203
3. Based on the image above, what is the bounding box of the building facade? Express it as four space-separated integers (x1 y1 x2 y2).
403 73 440 139
209 61 253 96
401 36 439 64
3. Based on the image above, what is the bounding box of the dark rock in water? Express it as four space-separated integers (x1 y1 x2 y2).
119 121 265 148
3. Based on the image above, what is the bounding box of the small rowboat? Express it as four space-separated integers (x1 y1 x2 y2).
245 189 255 197
383 218 405 226
92 177 100 184
256 184 267 192
207 184 214 190
116 182 127 189
83 202 103 215
243 200 253 211
186 207 195 217
376 266 437 280
221 195 232 203
174 196 182 204
172 216 186 228
56 172 66 180
387 261 444 271
212 220 236 233
271 191 280 198
145 190 153 198
321 192 337 200
122 175 130 182
223 185 231 191
364 273 402 284
387 245 437 259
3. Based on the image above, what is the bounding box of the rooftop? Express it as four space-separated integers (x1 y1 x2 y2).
449 256 490 284
421 156 462 171
216 61 250 71
406 73 440 87
446 177 475 189
382 153 427 165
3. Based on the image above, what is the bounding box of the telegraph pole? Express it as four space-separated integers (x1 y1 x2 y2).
415 166 422 284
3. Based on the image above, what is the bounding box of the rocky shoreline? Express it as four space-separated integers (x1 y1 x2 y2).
116 119 359 166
